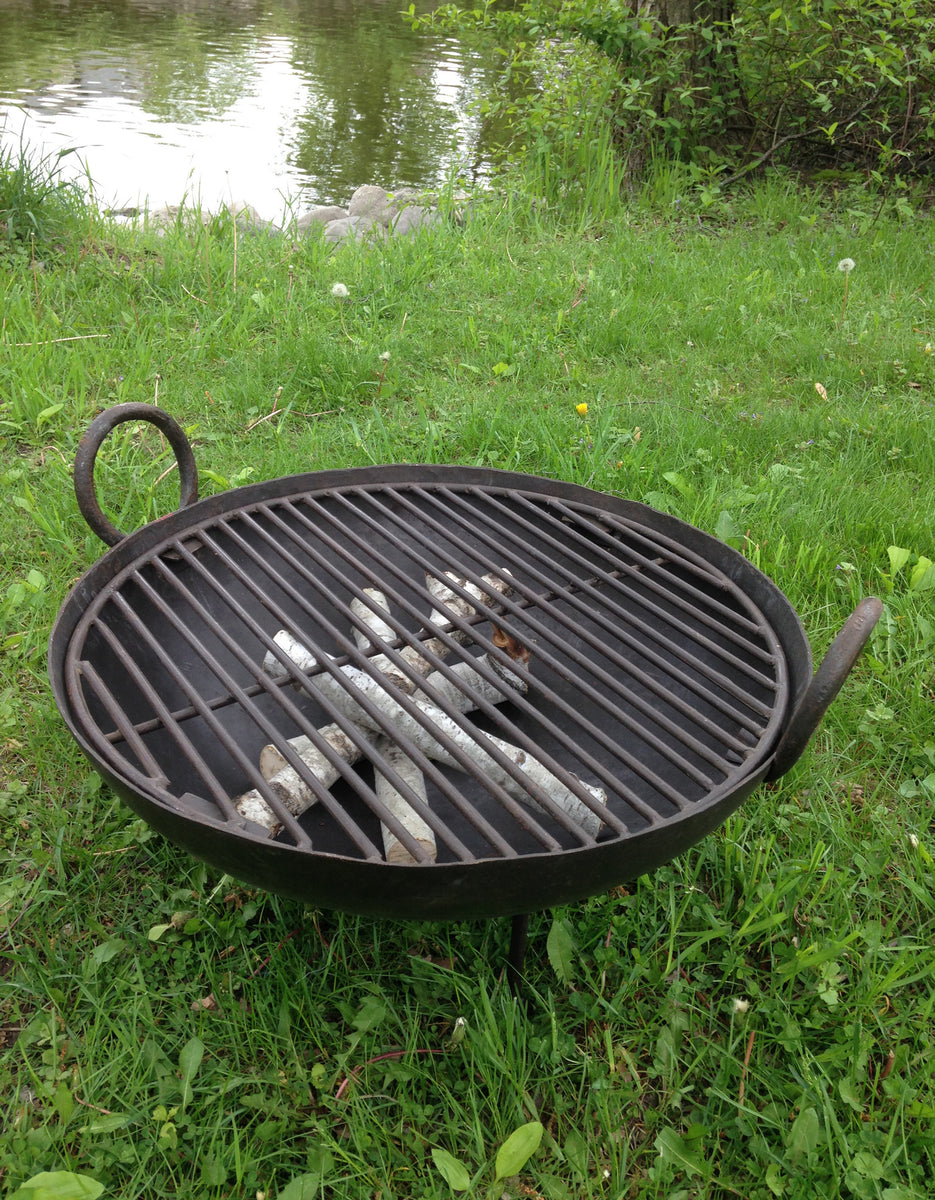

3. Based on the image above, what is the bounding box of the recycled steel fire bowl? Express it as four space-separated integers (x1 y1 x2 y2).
50 405 881 929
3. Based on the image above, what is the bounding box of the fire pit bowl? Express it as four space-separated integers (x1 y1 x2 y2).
50 405 881 922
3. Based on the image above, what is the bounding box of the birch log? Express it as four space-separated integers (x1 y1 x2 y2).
374 738 436 864
417 656 525 713
235 721 371 832
350 588 432 689
299 664 605 837
262 571 516 686
239 569 575 845
351 585 529 710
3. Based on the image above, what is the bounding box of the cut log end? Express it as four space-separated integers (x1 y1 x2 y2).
235 790 283 834
385 838 437 866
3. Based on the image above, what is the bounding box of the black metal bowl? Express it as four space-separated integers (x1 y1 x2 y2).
49 405 881 921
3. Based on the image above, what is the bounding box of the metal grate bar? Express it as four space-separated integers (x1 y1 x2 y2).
144 555 465 863
263 500 648 824
300 492 721 791
551 498 768 640
97 489 766 747
286 493 729 818
417 488 772 753
73 658 169 785
191 520 575 852
518 493 774 658
160 539 514 860
433 487 777 684
336 486 777 755
335 491 760 804
386 487 778 723
276 494 675 823
216 511 593 844
99 590 328 847
81 613 264 825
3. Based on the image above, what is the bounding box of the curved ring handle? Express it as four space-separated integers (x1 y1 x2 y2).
74 404 199 547
766 596 883 781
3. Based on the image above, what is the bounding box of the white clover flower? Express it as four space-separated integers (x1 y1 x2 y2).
925 343 932 355
733 998 750 1015
838 258 856 274
331 282 349 299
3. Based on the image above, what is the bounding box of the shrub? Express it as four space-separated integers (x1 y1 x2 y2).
414 0 935 190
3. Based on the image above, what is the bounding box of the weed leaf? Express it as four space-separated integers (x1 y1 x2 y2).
52 1081 74 1123
715 509 744 548
9 1172 104 1199
785 1105 820 1162
563 1129 589 1177
277 1173 322 1200
887 546 911 575
764 1163 784 1196
662 470 692 498
654 1127 706 1178
495 1121 544 1180
909 557 935 591
352 995 386 1032
90 938 126 967
179 1036 205 1106
431 1148 471 1191
546 917 577 985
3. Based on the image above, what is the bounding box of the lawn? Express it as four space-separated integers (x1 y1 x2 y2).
1 173 934 1199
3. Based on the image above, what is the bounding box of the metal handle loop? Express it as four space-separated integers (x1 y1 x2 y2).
767 596 883 781
74 404 199 547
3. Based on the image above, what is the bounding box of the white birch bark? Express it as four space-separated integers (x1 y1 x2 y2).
375 738 436 864
239 569 601 846
301 664 605 837
417 656 526 713
235 721 371 833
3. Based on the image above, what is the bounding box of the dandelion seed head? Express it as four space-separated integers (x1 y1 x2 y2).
576 402 589 416
380 350 391 363
331 282 349 298
733 998 750 1015
838 258 855 274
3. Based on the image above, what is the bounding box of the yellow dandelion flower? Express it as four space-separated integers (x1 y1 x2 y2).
576 403 588 416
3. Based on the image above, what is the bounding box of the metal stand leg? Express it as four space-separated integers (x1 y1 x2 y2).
506 914 530 994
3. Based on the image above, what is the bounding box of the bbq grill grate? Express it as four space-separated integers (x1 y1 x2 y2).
64 478 787 867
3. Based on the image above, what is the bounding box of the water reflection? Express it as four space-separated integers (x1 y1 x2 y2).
0 0 504 216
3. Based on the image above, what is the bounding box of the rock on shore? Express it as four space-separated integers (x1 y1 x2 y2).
142 185 450 243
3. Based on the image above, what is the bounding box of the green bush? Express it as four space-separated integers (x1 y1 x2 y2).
414 0 935 191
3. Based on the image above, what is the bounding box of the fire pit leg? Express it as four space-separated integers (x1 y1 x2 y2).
506 914 530 994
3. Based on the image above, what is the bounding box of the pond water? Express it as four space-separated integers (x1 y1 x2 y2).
0 0 506 220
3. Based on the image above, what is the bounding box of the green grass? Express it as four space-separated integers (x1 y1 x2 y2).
1 170 934 1199
0 132 87 258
